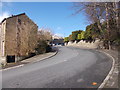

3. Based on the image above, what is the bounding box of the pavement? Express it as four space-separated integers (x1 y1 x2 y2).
1 46 113 89
2 51 57 70
99 49 119 89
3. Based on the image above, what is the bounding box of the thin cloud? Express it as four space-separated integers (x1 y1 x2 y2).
54 33 64 37
0 2 2 7
0 12 10 22
56 27 62 30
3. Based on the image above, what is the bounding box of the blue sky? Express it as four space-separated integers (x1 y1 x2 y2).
1 2 89 37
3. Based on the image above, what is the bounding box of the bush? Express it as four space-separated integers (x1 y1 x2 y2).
35 40 52 54
46 45 52 52
36 40 48 54
64 37 69 42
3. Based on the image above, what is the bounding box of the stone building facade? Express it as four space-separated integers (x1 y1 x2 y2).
0 13 38 65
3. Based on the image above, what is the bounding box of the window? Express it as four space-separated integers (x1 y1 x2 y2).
18 19 21 25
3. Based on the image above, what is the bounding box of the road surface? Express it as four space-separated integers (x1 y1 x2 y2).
2 46 112 88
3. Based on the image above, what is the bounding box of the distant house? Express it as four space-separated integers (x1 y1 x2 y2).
51 35 64 46
0 13 38 65
52 39 64 46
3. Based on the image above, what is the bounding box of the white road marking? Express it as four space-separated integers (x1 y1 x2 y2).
77 78 84 82
0 64 24 71
64 60 67 62
0 52 58 72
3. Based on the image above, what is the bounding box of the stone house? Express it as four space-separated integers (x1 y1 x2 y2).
0 13 38 65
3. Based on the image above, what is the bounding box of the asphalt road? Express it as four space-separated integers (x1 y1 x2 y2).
2 46 112 88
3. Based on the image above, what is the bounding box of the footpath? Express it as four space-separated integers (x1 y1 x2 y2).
1 51 57 70
99 49 119 89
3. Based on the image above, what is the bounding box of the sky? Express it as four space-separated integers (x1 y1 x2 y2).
1 2 89 37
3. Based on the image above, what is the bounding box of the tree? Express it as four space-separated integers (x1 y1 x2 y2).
69 34 72 41
71 30 82 41
64 37 69 42
84 25 92 40
77 34 81 40
81 31 85 39
36 27 53 54
77 31 85 40
38 27 52 41
64 37 69 45
73 2 120 49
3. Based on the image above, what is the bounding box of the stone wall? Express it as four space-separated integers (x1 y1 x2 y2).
67 39 103 49
0 24 1 56
5 17 18 56
0 13 38 65
5 14 38 56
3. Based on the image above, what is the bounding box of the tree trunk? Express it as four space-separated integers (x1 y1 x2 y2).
105 3 111 50
93 3 105 40
115 2 120 36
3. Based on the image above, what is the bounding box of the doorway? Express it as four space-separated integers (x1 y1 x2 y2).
7 55 15 63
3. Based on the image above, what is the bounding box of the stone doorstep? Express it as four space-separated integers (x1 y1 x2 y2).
2 62 23 69
0 57 6 66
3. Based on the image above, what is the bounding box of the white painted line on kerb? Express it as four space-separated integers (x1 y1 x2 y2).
0 64 24 71
111 82 115 86
98 50 115 89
